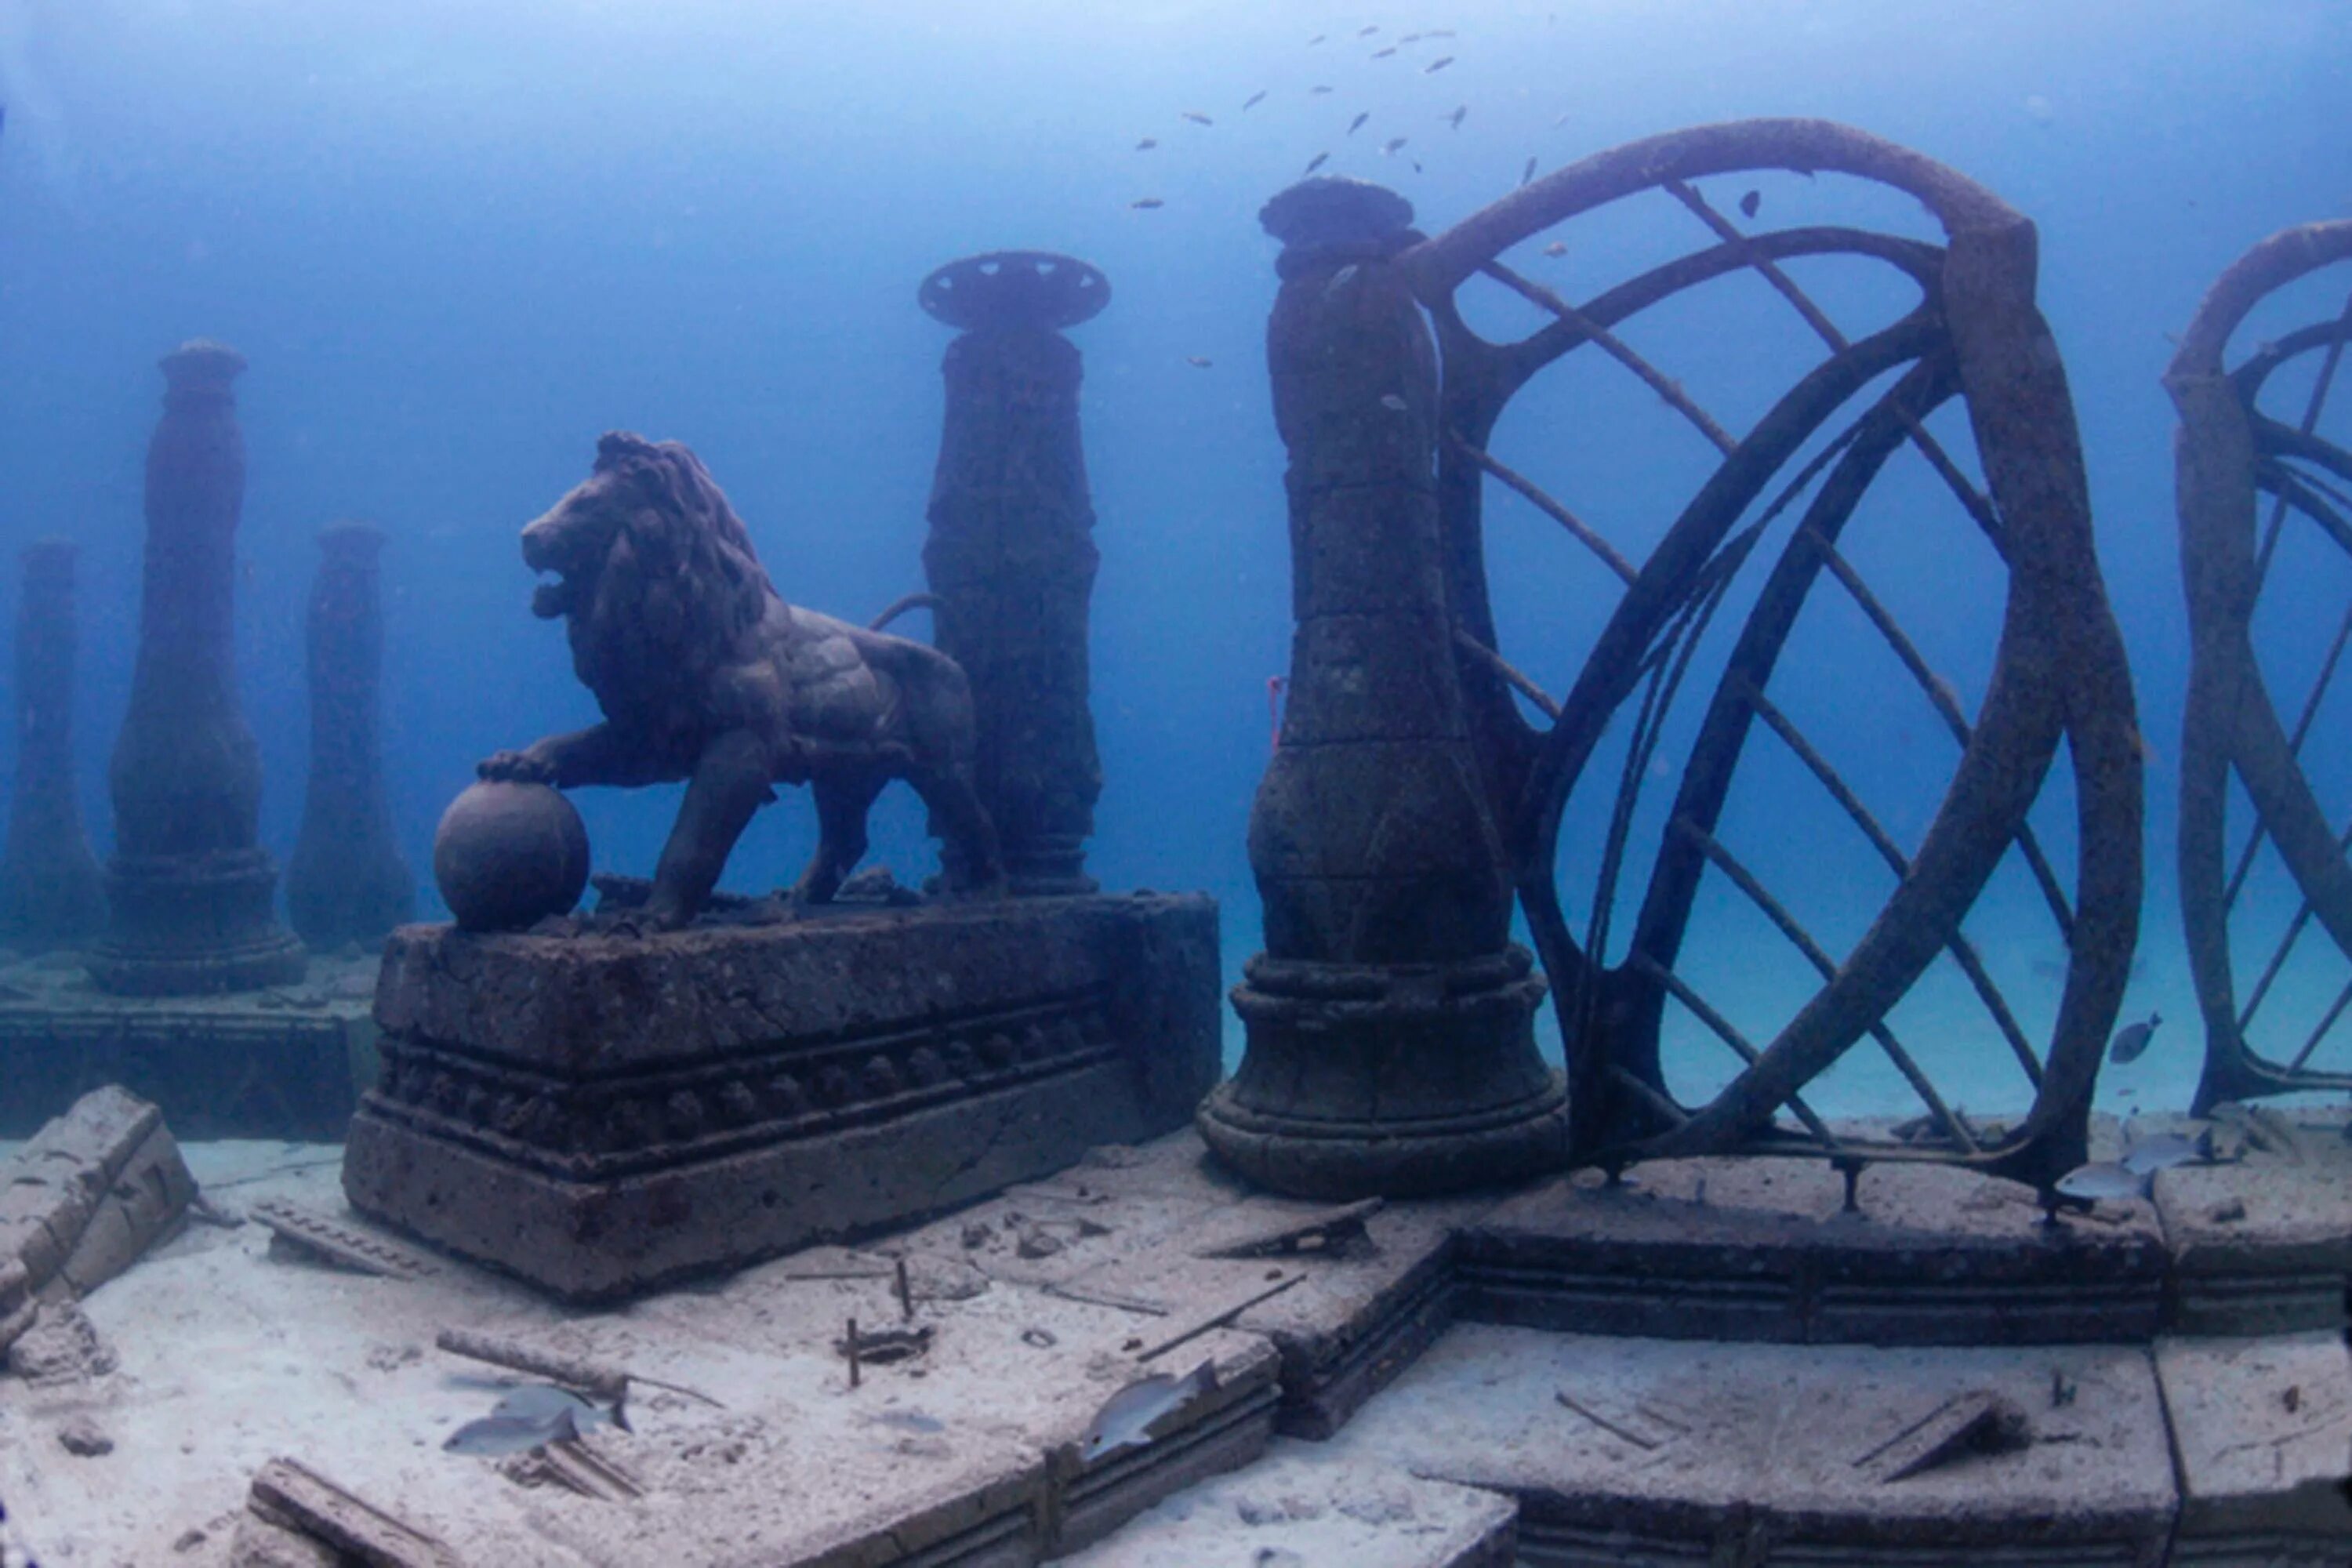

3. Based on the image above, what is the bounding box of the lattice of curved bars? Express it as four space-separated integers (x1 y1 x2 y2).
1398 118 2144 1196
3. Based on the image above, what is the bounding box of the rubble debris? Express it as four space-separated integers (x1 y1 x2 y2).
244 1457 463 1568
56 1414 113 1456
1851 1390 2033 1483
0 1085 197 1323
6 1299 116 1385
837 1321 933 1367
1138 1273 1301 1363
434 1326 722 1408
1196 1198 1384 1259
250 1200 444 1280
509 1436 644 1501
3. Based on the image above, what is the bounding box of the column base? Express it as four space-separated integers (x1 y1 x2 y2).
1198 946 1570 1199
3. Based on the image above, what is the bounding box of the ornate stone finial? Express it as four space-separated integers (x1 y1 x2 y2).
1258 176 1416 250
918 251 1109 332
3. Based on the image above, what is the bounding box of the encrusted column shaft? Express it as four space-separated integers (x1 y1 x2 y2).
286 521 413 949
89 340 304 994
1197 180 1569 1198
0 539 105 949
920 252 1106 895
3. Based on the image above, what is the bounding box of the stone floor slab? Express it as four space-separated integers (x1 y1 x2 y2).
2157 1330 2352 1563
2149 1108 2352 1337
1047 1437 1515 1567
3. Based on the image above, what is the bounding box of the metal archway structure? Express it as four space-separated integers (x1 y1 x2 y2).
2171 221 2352 1113
1399 119 2144 1195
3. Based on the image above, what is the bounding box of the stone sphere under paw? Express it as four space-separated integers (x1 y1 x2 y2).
433 781 590 932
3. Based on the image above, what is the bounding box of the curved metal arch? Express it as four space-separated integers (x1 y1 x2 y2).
1399 118 2142 1196
2169 220 2352 1112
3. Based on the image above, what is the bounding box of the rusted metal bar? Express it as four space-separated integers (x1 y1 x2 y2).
1476 260 1740 455
1674 817 1981 1152
1454 626 1563 721
1626 949 1838 1143
1450 436 1639 585
2223 592 2352 912
1738 678 2043 1087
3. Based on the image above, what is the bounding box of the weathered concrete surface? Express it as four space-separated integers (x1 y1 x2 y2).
1338 1321 2178 1566
2150 1107 2352 1336
2158 1331 2352 1563
0 948 378 1140
1048 1438 1516 1568
344 895 1220 1301
1462 1140 2170 1345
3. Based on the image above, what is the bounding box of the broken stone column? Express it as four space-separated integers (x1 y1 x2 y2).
1196 180 1570 1199
286 521 413 949
920 251 1107 895
0 539 106 950
90 340 305 994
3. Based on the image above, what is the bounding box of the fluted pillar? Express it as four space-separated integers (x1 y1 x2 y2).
919 251 1106 895
0 539 105 949
287 521 412 949
89 340 305 994
1196 180 1569 1198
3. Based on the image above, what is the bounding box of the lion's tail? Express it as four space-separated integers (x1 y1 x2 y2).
868 592 944 633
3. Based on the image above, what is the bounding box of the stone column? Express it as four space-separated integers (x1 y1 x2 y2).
1196 180 1570 1199
89 340 305 995
0 539 106 950
919 251 1106 895
286 521 412 949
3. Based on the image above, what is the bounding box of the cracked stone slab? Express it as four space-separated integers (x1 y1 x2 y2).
1048 1436 1515 1567
1333 1322 2176 1565
2157 1331 2352 1563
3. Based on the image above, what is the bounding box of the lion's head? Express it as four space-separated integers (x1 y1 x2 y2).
521 432 773 737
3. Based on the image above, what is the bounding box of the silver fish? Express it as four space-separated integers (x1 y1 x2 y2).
1323 263 1361 303
2054 1160 2151 1203
1380 394 1408 412
1446 105 1468 129
1304 152 1330 174
2107 1011 2162 1064
1521 155 1538 186
1373 45 1397 59
1348 111 1370 135
1424 56 1454 73
1381 136 1407 155
2120 1129 2212 1176
492 1382 630 1435
1243 91 1267 111
1181 111 1214 127
443 1404 580 1457
1080 1362 1217 1461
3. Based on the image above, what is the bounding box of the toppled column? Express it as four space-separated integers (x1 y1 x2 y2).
1196 180 1570 1199
89 340 306 994
0 539 106 950
0 1084 197 1367
920 251 1107 895
286 521 413 949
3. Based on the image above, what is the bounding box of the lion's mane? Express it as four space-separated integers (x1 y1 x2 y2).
565 432 774 746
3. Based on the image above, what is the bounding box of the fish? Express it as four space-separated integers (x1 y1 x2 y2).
1130 198 1164 209
1243 91 1266 111
1181 111 1213 126
1521 155 1538 186
1304 151 1330 173
492 1383 631 1434
1381 136 1407 155
1542 240 1567 257
1080 1362 1218 1461
1308 34 1326 45
1358 24 1380 36
1446 105 1468 129
1739 188 1761 219
1424 56 1454 72
1135 137 1157 151
443 1404 582 1457
1310 85 1334 94
1410 159 1423 172
1373 46 1397 59
2053 1160 2151 1203
1425 28 1456 37
1348 111 1370 135
2107 1011 2161 1065
1380 394 1408 412
1400 32 1425 44
1553 111 1575 127
1185 356 1213 368
2120 1128 2214 1175
1323 263 1362 302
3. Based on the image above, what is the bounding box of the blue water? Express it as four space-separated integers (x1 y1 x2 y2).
0 0 2347 1118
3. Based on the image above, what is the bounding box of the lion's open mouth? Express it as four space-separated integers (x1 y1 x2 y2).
532 575 576 619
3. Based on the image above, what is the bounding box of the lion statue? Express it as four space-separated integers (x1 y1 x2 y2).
477 430 1002 927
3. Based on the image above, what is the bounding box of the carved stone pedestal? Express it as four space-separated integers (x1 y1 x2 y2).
343 894 1218 1301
